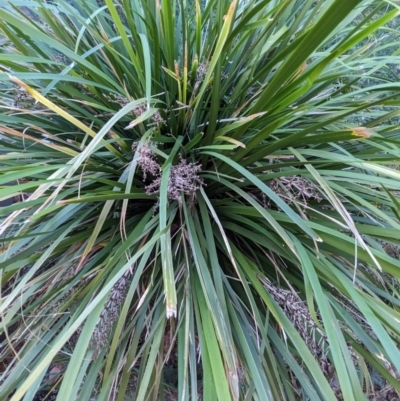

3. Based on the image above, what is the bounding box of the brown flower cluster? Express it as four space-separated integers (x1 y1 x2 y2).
133 141 160 180
133 141 203 203
145 156 203 202
105 95 165 125
132 104 165 125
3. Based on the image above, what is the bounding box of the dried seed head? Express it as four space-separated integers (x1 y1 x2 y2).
265 281 400 397
381 241 400 259
150 110 166 125
193 61 210 91
132 140 161 180
269 176 322 205
130 105 166 125
145 156 203 202
13 89 35 109
105 93 130 107
105 95 165 125
196 61 209 81
262 280 328 364
89 271 132 358
51 52 71 66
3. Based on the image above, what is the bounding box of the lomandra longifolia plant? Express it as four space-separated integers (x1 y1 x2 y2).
1 0 400 400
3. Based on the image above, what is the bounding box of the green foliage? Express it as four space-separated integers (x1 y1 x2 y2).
1 0 400 400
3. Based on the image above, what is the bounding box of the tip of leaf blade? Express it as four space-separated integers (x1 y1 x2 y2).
8 74 29 92
166 306 177 319
351 127 373 139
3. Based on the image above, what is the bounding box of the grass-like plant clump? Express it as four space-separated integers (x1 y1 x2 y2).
1 0 400 400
